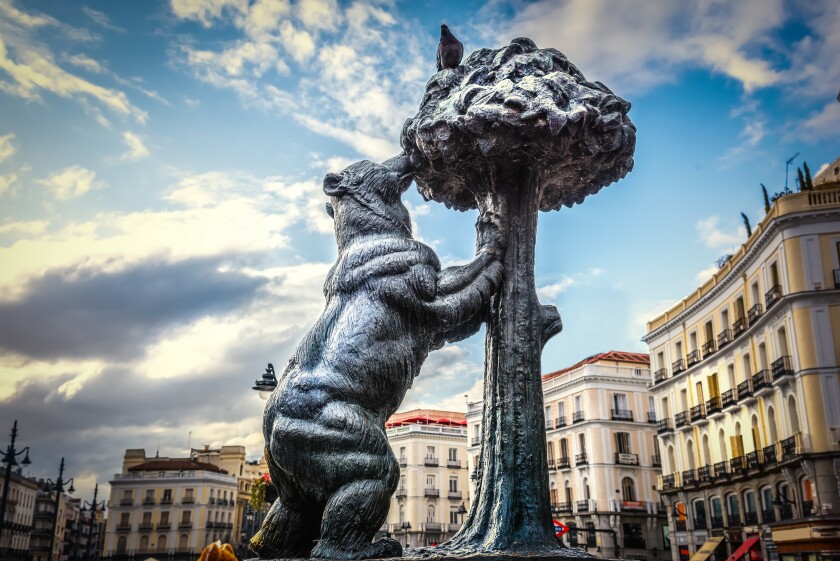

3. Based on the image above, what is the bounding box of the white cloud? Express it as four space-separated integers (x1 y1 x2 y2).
0 132 16 162
120 131 150 161
0 219 48 235
537 268 604 301
695 264 720 285
82 6 125 32
37 165 101 199
169 0 248 27
0 172 18 196
65 53 105 73
795 101 840 140
696 215 745 249
296 0 341 31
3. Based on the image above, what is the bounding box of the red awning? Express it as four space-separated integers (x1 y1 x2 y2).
725 536 761 561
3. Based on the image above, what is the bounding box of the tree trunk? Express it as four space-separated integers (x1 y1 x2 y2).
443 168 559 554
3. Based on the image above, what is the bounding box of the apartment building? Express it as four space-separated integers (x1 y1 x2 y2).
102 449 238 560
643 164 840 561
466 351 667 560
384 410 470 548
189 445 248 545
0 466 38 561
30 482 71 561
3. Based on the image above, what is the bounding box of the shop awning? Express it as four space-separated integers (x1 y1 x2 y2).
690 537 725 561
725 536 761 561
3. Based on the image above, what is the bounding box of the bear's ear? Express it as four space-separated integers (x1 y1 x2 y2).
323 172 346 197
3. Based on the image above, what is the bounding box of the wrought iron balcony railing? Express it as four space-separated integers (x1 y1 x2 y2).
674 411 688 428
765 284 782 308
555 417 567 428
672 358 685 374
717 328 732 348
721 389 737 408
647 411 657 423
702 340 717 358
572 411 585 423
737 379 753 400
706 396 721 414
748 303 763 324
657 418 673 433
557 457 570 469
687 350 701 366
575 453 588 465
689 403 706 422
772 355 793 379
732 316 747 336
611 409 633 421
752 370 771 391
763 444 777 464
654 368 668 384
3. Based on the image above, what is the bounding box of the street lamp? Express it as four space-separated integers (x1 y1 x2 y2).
252 363 278 400
0 420 31 549
400 521 411 548
457 502 467 524
47 457 75 561
82 483 106 561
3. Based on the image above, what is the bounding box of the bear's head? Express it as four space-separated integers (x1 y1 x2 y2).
323 158 414 249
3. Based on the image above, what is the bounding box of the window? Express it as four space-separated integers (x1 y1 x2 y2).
160 511 169 524
450 509 460 524
727 494 740 517
586 522 596 547
613 393 628 411
158 535 167 549
399 446 406 461
179 534 188 549
398 504 405 524
162 489 172 502
426 505 435 523
621 477 636 501
689 331 698 352
142 511 152 524
616 432 631 454
704 321 714 345
448 448 457 461
743 490 756 514
449 477 458 492
578 433 586 454
426 475 436 489
560 438 568 458
623 523 645 549
119 512 130 525
426 446 436 459
181 510 191 524
693 500 707 526
751 281 760 307
574 395 582 413
117 536 127 553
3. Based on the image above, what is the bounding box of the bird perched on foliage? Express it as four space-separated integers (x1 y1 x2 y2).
437 24 463 71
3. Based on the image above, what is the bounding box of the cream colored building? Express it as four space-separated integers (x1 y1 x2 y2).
384 410 470 548
189 444 248 544
643 165 840 561
466 351 668 561
102 449 238 560
0 466 38 561
30 483 71 561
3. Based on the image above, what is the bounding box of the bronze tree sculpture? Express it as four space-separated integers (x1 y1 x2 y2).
401 38 636 556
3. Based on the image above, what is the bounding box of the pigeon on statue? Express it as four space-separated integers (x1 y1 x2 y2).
436 24 463 71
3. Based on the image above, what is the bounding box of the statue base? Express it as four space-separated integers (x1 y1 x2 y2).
250 546 601 561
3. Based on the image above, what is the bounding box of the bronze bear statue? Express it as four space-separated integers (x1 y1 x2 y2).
251 155 503 559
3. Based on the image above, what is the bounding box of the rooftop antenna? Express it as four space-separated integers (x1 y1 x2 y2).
155 440 160 458
785 152 800 191
187 430 191 455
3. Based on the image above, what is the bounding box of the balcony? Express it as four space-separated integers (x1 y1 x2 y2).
657 418 673 433
717 328 732 348
545 419 554 430
702 340 717 358
423 522 443 532
681 469 696 486
706 397 721 415
652 454 662 467
697 465 711 483
752 370 772 393
470 437 480 446
572 411 585 423
139 522 154 531
675 519 687 531
424 488 439 498
576 500 592 513
555 417 567 428
762 508 776 523
745 451 762 469
711 515 724 529
737 379 753 401
552 502 572 513
399 457 407 467
547 458 556 470
765 285 782 308
615 452 639 466
689 403 706 423
694 516 708 530
721 388 737 408
142 497 155 505
732 317 748 337
748 303 763 324
674 411 688 428
781 435 798 458
116 523 131 531
157 522 171 529
447 459 461 468
763 444 777 464
206 521 215 529
727 512 741 525
772 356 793 380
661 474 676 491
209 497 216 505
714 461 728 478
179 521 193 529
803 500 814 515
575 453 588 465
160 497 172 505
779 503 793 520
654 368 668 384
182 497 195 504
119 498 133 506
730 456 745 474
611 409 633 421
687 350 701 367
672 358 685 374
396 488 407 498
424 456 439 467
557 456 570 469
744 511 758 525
448 490 462 499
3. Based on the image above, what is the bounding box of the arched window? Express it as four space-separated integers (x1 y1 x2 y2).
584 478 591 500
139 535 149 551
743 489 757 522
667 445 677 473
692 499 707 527
760 487 774 522
158 534 167 550
726 494 740 523
777 326 789 356
751 414 762 450
179 534 189 549
426 505 435 523
117 536 127 553
767 406 778 444
702 433 712 466
788 396 801 434
710 497 723 526
686 439 696 470
621 477 636 502
718 429 728 462
398 504 405 524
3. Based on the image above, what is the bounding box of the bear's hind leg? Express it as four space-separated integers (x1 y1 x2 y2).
311 479 402 560
250 497 319 558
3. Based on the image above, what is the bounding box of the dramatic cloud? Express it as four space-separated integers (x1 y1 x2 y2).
0 132 16 162
37 165 101 199
120 131 150 161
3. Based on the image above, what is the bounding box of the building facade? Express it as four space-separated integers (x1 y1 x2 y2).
384 410 470 548
0 466 38 561
466 351 668 561
30 482 71 561
189 444 248 547
643 169 840 561
102 449 238 560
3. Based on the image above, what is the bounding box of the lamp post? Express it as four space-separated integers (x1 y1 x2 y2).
47 457 74 561
457 502 467 525
0 420 32 550
82 483 105 561
252 363 278 400
400 521 411 548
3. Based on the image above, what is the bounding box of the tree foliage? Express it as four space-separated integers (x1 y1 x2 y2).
741 212 752 238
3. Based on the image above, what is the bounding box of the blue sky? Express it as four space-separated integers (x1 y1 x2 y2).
0 0 838 502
